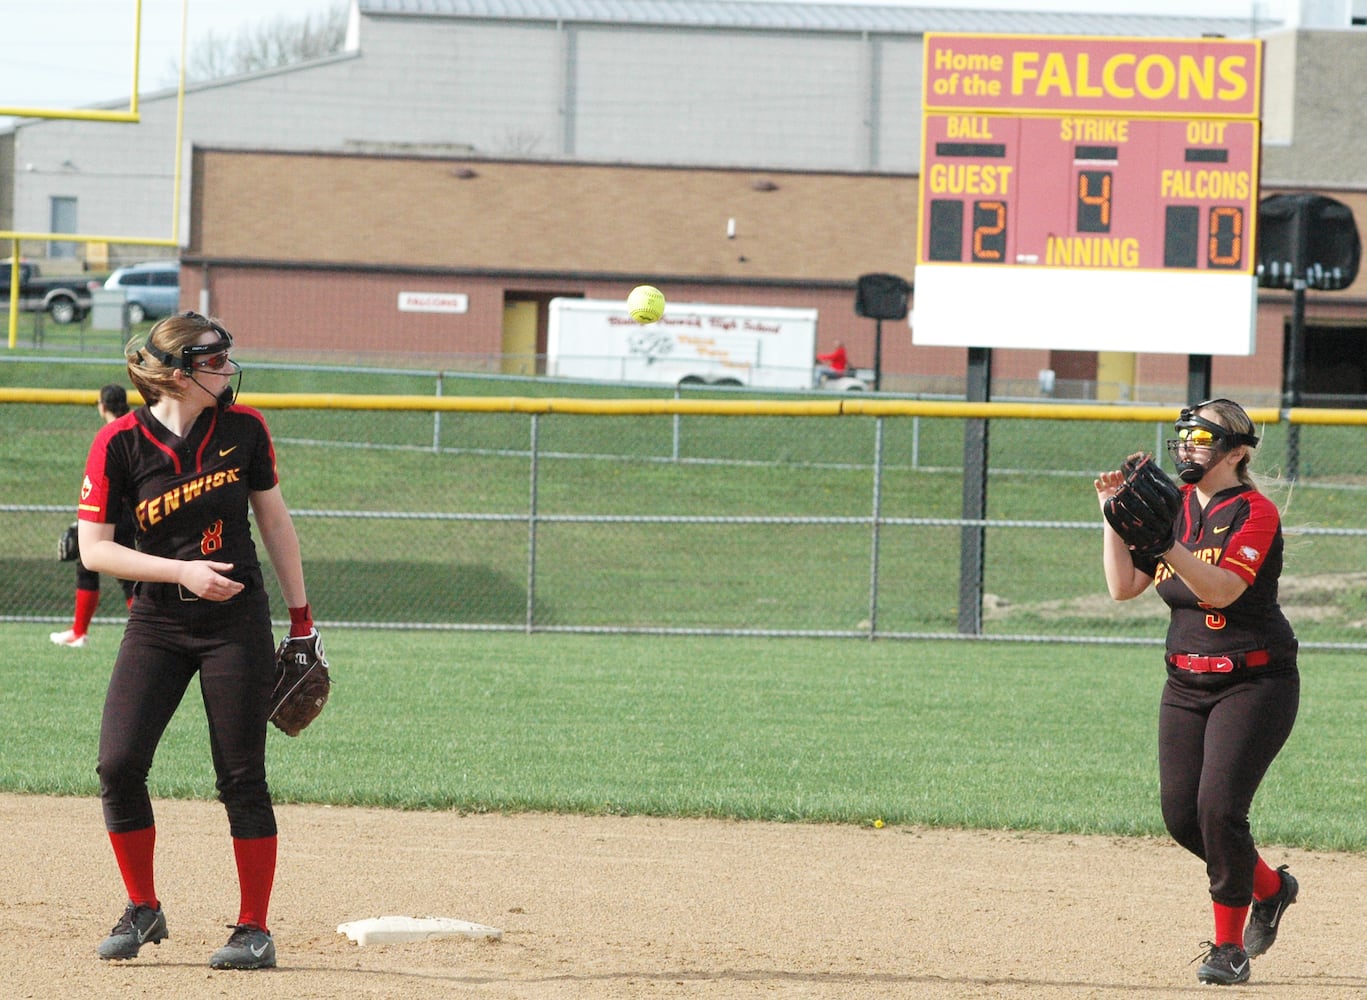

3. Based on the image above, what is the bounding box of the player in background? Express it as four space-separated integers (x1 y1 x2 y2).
77 312 315 970
50 384 137 648
1094 398 1300 987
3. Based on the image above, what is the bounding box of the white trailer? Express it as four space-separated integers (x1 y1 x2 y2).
547 297 828 389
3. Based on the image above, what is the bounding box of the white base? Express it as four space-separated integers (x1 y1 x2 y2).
337 915 504 946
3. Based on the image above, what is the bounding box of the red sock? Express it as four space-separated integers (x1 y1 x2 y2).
1252 858 1282 900
73 588 100 637
232 835 277 932
108 826 158 908
1213 901 1248 947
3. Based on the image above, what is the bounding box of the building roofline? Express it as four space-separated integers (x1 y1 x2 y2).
357 0 1277 38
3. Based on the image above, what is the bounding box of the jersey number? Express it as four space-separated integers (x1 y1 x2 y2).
201 519 225 556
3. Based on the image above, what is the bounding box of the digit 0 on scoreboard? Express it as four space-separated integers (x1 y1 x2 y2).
1208 205 1245 269
1163 204 1246 269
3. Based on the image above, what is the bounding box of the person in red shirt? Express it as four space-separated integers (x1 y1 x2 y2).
1095 398 1299 987
78 312 317 971
814 341 849 385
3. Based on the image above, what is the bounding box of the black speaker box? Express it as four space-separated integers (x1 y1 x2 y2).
855 273 910 320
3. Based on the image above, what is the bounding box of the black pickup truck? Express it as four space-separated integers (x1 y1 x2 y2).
0 260 96 324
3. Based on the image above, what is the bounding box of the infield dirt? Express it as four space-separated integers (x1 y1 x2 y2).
3 793 1365 999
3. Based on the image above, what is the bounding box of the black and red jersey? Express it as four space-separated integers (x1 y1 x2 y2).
1150 483 1296 659
77 403 279 591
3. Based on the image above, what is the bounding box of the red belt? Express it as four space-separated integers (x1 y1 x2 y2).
1169 649 1270 673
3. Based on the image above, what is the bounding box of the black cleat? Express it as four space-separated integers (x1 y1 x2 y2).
1195 941 1251 985
1245 865 1298 958
97 902 168 960
209 923 276 969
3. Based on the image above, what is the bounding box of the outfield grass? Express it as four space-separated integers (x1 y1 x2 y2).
8 359 1367 641
3 626 1363 853
5 359 1366 851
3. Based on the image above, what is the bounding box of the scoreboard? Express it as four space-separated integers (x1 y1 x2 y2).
914 34 1264 356
922 115 1257 272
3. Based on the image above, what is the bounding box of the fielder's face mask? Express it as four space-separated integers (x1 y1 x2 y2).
141 312 243 406
1165 398 1259 484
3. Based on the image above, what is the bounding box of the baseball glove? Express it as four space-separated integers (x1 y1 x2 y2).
58 522 80 562
1103 452 1184 560
269 629 331 737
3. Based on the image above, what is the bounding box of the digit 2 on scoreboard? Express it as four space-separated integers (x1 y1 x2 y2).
925 136 1011 264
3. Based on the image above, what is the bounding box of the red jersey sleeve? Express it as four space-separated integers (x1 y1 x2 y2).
77 415 134 524
233 404 281 491
1220 492 1280 585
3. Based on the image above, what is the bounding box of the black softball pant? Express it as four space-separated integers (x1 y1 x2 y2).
75 559 136 601
1157 668 1299 906
97 589 278 839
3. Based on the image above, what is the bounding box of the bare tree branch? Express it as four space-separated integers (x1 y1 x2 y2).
160 2 348 87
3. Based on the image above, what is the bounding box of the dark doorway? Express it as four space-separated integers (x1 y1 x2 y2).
1287 321 1367 406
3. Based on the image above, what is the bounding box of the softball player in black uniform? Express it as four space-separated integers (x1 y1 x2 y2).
1096 398 1299 987
76 312 315 970
51 384 137 648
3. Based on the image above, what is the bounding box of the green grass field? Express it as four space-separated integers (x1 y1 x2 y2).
3 626 1363 853
7 356 1367 641
4 356 1367 854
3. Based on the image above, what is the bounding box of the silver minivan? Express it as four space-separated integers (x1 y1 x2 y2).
103 260 180 324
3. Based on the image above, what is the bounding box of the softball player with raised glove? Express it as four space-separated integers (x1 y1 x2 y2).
76 312 316 970
1095 398 1299 987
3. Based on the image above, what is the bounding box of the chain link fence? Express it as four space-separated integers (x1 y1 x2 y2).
4 364 1367 650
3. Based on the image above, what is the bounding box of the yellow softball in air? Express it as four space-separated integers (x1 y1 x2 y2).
627 284 666 325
